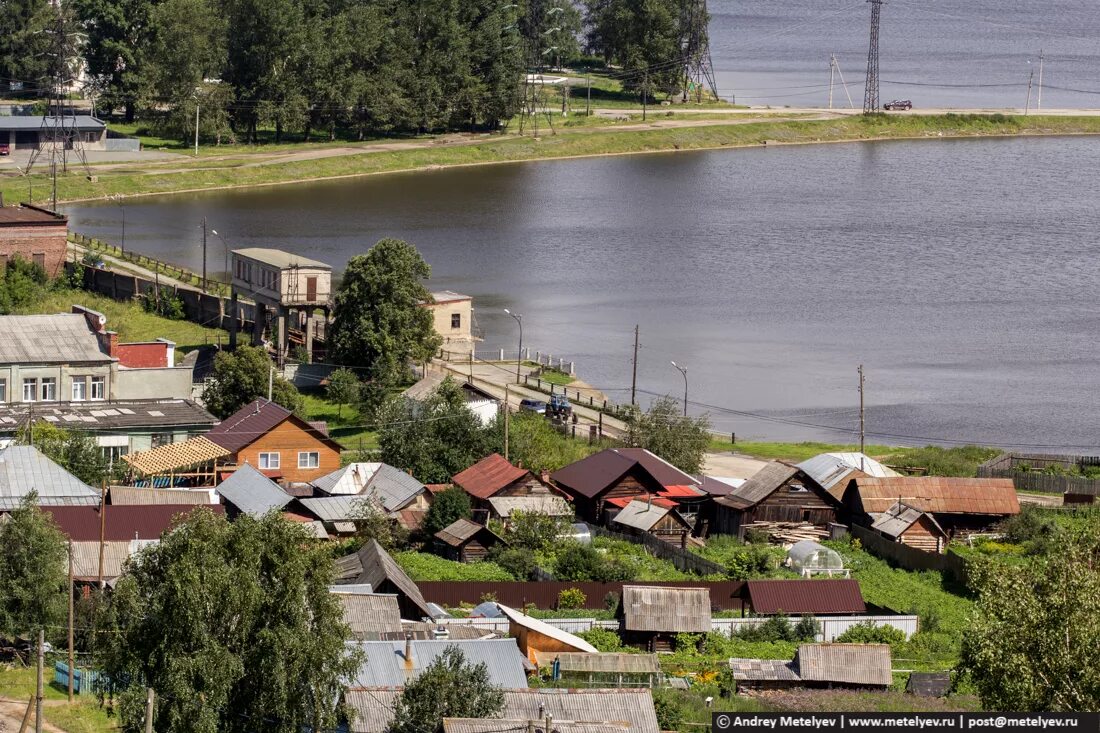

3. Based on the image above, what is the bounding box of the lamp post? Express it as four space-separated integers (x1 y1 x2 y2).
670 360 688 417
504 308 523 384
210 229 230 286
109 194 126 254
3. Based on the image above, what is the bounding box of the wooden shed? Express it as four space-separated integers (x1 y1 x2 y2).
609 498 692 547
618 585 710 652
497 603 598 665
711 461 840 539
844 476 1020 537
869 501 948 553
729 643 892 691
333 539 434 621
532 651 660 688
434 518 505 562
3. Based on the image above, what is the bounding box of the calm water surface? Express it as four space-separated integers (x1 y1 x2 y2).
63 136 1100 449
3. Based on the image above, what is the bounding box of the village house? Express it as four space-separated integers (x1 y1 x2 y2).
434 517 506 562
550 448 704 525
739 579 867 617
729 643 892 691
0 204 69 277
453 452 567 517
404 372 499 426
332 590 403 640
843 476 1020 537
795 452 901 502
311 461 429 530
711 461 841 540
334 539 434 620
617 585 711 652
0 444 100 511
869 500 949 553
496 603 598 665
608 497 693 547
348 637 529 688
204 398 342 484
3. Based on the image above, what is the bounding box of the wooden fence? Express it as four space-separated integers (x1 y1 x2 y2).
586 523 726 577
416 580 746 611
851 524 969 585
978 451 1100 495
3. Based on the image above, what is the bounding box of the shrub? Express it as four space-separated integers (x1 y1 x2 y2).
140 287 185 319
835 620 906 646
744 528 770 545
557 588 587 610
652 691 686 732
725 545 774 580
488 547 537 580
604 591 620 613
674 632 702 651
577 627 624 652
793 615 819 641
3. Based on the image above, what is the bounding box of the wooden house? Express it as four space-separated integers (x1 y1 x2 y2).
729 644 891 691
608 498 692 547
497 603 598 664
844 477 1020 537
617 585 710 652
452 453 566 518
711 461 840 539
550 448 704 524
205 398 343 484
434 518 505 562
795 452 901 502
869 501 948 553
333 539 433 620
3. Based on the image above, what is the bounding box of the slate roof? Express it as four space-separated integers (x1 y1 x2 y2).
403 372 447 401
797 643 892 686
68 539 154 581
312 462 425 512
714 461 817 510
744 579 866 615
333 540 433 619
610 499 685 532
233 247 330 269
0 400 217 433
497 603 599 655
123 436 230 475
337 593 403 639
850 477 1020 516
44 504 222 541
108 486 216 506
0 445 100 510
453 454 531 500
869 501 946 540
728 658 801 682
551 449 698 500
299 495 370 522
488 495 572 518
0 314 111 365
531 651 660 675
216 463 292 517
435 517 502 548
620 585 710 633
343 688 403 733
349 638 529 688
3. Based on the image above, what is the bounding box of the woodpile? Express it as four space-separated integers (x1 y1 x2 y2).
743 521 830 544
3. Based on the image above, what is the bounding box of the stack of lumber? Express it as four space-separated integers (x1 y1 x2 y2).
742 521 829 544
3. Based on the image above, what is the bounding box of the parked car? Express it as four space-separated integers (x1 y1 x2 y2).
883 100 912 111
547 393 573 419
0 143 10 156
519 398 547 414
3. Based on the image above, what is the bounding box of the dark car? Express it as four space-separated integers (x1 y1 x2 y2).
883 100 912 111
519 398 547 414
547 393 573 419
0 143 9 156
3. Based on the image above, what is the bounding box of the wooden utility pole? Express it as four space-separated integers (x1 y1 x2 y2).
642 68 648 121
97 482 107 588
503 384 510 461
1025 67 1034 114
630 325 639 406
35 630 43 733
144 687 155 733
68 540 74 702
857 364 866 472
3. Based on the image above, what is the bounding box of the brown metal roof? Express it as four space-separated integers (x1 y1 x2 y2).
551 449 697 500
0 204 66 226
205 399 292 452
453 454 530 500
744 579 866 615
852 477 1020 516
44 504 223 541
621 585 710 633
869 501 947 540
796 643 892 686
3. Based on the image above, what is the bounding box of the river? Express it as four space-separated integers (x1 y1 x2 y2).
62 135 1100 450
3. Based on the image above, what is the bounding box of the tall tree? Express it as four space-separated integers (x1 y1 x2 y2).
99 510 360 733
0 0 53 95
422 487 473 536
20 421 115 486
72 0 158 120
201 345 303 418
624 395 711 473
390 646 505 733
329 238 441 377
0 495 68 639
584 0 683 96
959 526 1100 712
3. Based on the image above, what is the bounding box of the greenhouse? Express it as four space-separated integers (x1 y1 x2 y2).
787 541 847 577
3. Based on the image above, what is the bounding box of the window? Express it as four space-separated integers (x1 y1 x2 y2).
72 377 87 402
151 433 172 448
103 445 129 467
451 313 461 329
22 378 36 402
39 378 56 401
259 452 280 469
298 451 319 469
0 378 6 402
32 253 45 269
90 376 105 400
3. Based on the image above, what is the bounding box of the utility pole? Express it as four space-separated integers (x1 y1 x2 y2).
504 384 510 461
642 68 648 121
202 217 208 292
194 104 200 156
586 72 591 116
51 161 57 213
1037 49 1044 111
630 325 639 406
863 0 884 114
829 54 836 109
561 81 569 116
858 364 866 471
1025 67 1034 114
67 541 74 703
144 688 155 733
35 629 43 733
97 482 106 588
268 365 274 401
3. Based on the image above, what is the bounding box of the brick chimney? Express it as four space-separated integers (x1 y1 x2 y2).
98 331 119 357
72 304 107 333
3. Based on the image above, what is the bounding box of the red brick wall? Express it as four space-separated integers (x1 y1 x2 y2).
115 342 169 368
0 222 68 277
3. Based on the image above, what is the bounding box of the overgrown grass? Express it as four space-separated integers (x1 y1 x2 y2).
0 666 120 732
537 368 574 387
709 440 1001 477
298 393 377 452
18 115 1100 204
760 689 981 713
393 551 514 581
707 440 898 462
690 535 794 579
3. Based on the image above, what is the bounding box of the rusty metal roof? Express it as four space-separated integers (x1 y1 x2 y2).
621 585 710 633
796 643 892 686
453 454 531 499
852 477 1020 516
869 501 947 540
744 579 866 615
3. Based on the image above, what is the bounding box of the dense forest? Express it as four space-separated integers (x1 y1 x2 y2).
0 0 707 142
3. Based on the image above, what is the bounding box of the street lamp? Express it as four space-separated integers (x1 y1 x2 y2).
504 308 523 384
210 229 231 286
109 194 125 254
670 360 688 417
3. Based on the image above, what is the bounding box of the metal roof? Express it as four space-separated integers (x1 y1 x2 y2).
0 115 105 131
0 400 216 434
445 720 629 733
109 487 216 506
869 501 947 540
453 454 531 500
744 579 866 615
0 445 100 510
205 399 292 453
0 204 66 226
487 495 572 518
68 540 150 581
796 643 892 686
852 477 1020 516
497 603 599 655
728 657 801 682
123 436 230 475
216 463 292 517
697 476 744 496
531 651 659 675
337 593 403 639
334 540 433 620
313 462 427 511
797 453 899 495
232 248 330 270
430 291 471 304
610 499 683 532
0 314 112 365
621 585 710 633
330 583 374 594
344 688 404 733
349 638 529 688
299 495 369 522
498 689 659 733
44 504 222 541
435 517 502 547
551 449 698 500
402 373 447 401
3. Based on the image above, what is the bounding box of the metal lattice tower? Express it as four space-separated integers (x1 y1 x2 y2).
681 0 719 102
863 0 884 114
517 0 556 136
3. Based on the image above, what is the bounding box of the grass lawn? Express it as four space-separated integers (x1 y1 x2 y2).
709 440 1001 478
298 393 377 452
537 369 574 387
0 666 119 733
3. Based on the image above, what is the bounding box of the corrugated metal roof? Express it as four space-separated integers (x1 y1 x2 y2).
435 517 501 547
453 454 531 500
532 651 659 674
488 495 572 518
123 436 230 475
349 638 529 688
796 643 892 686
0 115 104 131
205 399 291 453
728 658 800 682
610 499 680 532
334 540 433 620
233 247 330 270
745 579 866 615
109 487 216 506
0 314 111 364
344 688 402 733
216 463 292 517
498 689 659 733
0 445 100 509
852 477 1020 516
403 373 447 401
715 461 801 509
299 495 369 522
312 463 426 512
621 585 710 633
445 720 629 733
68 540 142 580
797 453 899 494
869 501 946 540
0 400 217 433
551 449 697 500
44 504 223 541
330 583 374 594
338 593 403 639
497 603 599 655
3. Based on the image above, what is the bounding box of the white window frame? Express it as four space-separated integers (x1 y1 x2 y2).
258 452 280 470
298 451 320 469
72 377 87 402
39 378 56 402
22 378 37 402
90 376 105 401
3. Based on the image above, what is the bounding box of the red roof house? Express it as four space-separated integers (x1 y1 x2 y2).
452 453 566 508
44 504 224 541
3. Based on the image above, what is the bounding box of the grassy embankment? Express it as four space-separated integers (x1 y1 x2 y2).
0 666 119 733
709 440 1001 477
11 114 1100 205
